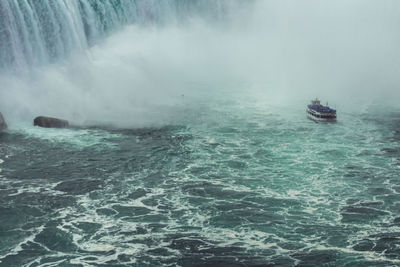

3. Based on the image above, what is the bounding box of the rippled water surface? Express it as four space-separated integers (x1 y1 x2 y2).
1 94 400 266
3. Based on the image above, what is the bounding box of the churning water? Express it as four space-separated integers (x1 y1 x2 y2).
1 0 400 266
1 94 400 266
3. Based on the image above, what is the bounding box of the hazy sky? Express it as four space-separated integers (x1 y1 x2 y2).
248 0 400 102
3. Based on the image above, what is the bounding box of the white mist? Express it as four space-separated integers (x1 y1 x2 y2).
0 0 399 127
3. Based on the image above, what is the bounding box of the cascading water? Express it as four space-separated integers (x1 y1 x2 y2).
0 0 84 69
0 0 251 125
0 0 237 70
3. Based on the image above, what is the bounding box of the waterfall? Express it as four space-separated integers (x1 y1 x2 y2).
0 0 399 126
0 0 240 71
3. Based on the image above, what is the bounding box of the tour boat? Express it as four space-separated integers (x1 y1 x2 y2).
307 98 336 122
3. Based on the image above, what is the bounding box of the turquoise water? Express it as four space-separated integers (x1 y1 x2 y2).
1 92 400 266
1 0 400 266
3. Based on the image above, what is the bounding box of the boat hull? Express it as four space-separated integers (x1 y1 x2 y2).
307 114 337 123
306 108 336 123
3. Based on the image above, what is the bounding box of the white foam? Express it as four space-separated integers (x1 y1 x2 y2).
0 225 45 264
8 122 120 150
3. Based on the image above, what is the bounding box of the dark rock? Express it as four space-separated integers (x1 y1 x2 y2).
33 116 69 128
0 112 7 131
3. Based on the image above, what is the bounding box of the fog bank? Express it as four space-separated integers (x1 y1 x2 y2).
1 0 399 127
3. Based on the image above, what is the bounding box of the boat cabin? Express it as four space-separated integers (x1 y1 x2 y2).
311 98 321 106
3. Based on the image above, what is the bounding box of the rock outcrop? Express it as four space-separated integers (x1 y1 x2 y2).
34 116 69 128
0 112 7 131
